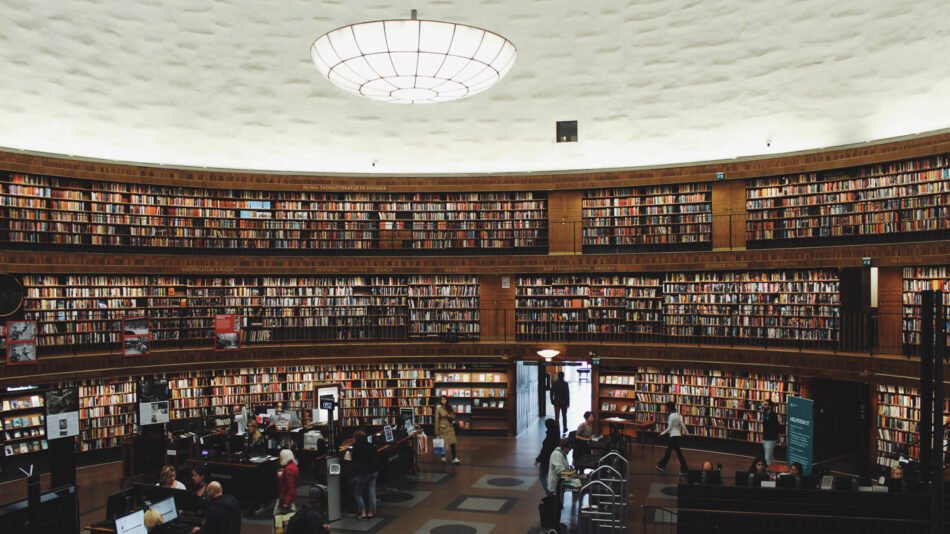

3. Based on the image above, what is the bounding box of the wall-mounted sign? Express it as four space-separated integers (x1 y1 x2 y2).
215 314 240 351
6 320 37 365
122 316 150 357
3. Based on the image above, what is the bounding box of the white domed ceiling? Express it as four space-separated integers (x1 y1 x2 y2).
1 0 949 175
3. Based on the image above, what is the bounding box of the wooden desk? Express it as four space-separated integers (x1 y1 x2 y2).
187 457 278 510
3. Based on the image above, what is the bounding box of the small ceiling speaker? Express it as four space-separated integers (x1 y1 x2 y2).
0 274 24 317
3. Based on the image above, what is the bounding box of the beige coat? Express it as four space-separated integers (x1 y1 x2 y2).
435 405 457 446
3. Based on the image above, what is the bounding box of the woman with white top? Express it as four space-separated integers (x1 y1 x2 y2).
655 401 689 474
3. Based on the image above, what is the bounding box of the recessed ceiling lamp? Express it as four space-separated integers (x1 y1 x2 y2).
537 349 560 362
310 9 517 104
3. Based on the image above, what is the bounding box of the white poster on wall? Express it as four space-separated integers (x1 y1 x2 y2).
139 401 170 425
45 387 80 439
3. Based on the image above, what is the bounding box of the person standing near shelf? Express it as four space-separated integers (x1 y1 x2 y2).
535 418 560 495
435 394 461 464
655 401 689 474
761 400 782 466
550 372 570 434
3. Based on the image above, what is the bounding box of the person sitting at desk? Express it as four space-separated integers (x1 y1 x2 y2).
575 411 595 442
144 508 164 532
748 457 772 484
159 465 187 490
245 419 265 454
546 438 573 497
788 462 803 477
191 463 211 508
891 465 904 479
276 449 299 514
191 482 241 534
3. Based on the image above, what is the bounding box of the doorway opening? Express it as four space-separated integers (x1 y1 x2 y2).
541 362 592 435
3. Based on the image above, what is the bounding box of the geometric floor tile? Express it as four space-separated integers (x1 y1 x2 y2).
445 495 517 514
376 489 431 508
413 471 456 485
413 518 496 534
470 474 537 492
329 514 396 533
647 482 678 500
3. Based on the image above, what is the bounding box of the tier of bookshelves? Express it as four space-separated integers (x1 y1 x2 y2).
0 173 547 254
901 266 950 349
582 184 712 251
597 368 800 443
873 384 950 469
16 274 479 353
1 392 47 457
515 275 664 340
746 154 950 247
433 369 509 433
0 363 509 453
515 270 840 347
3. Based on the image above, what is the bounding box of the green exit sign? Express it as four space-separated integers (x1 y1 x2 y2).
716 172 725 180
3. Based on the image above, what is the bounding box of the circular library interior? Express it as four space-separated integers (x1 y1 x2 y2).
2 2 950 533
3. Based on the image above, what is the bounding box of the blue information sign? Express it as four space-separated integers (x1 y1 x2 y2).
786 396 814 475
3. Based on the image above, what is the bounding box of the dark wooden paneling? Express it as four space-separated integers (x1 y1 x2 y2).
3 339 947 392
5 241 950 276
479 275 516 341
547 190 582 254
878 267 904 354
4 131 950 192
712 180 747 250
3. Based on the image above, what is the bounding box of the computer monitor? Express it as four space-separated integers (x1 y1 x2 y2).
776 475 796 488
106 488 133 520
0 484 79 534
131 483 198 513
686 469 721 485
115 509 146 534
383 425 394 443
833 476 856 491
734 471 749 486
888 478 922 493
151 496 178 523
233 413 247 435
405 419 414 433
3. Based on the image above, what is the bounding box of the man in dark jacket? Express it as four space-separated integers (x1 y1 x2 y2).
550 371 570 433
191 481 241 534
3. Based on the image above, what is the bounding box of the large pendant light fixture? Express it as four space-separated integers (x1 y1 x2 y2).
310 9 517 104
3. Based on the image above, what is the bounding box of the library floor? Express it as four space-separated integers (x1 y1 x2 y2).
52 419 783 534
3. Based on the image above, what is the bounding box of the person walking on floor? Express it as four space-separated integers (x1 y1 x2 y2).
275 449 299 514
351 430 380 519
656 401 689 474
535 418 560 495
550 371 570 433
436 394 461 464
761 399 781 466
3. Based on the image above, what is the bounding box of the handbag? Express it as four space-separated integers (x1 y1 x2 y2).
273 511 295 534
433 437 445 456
